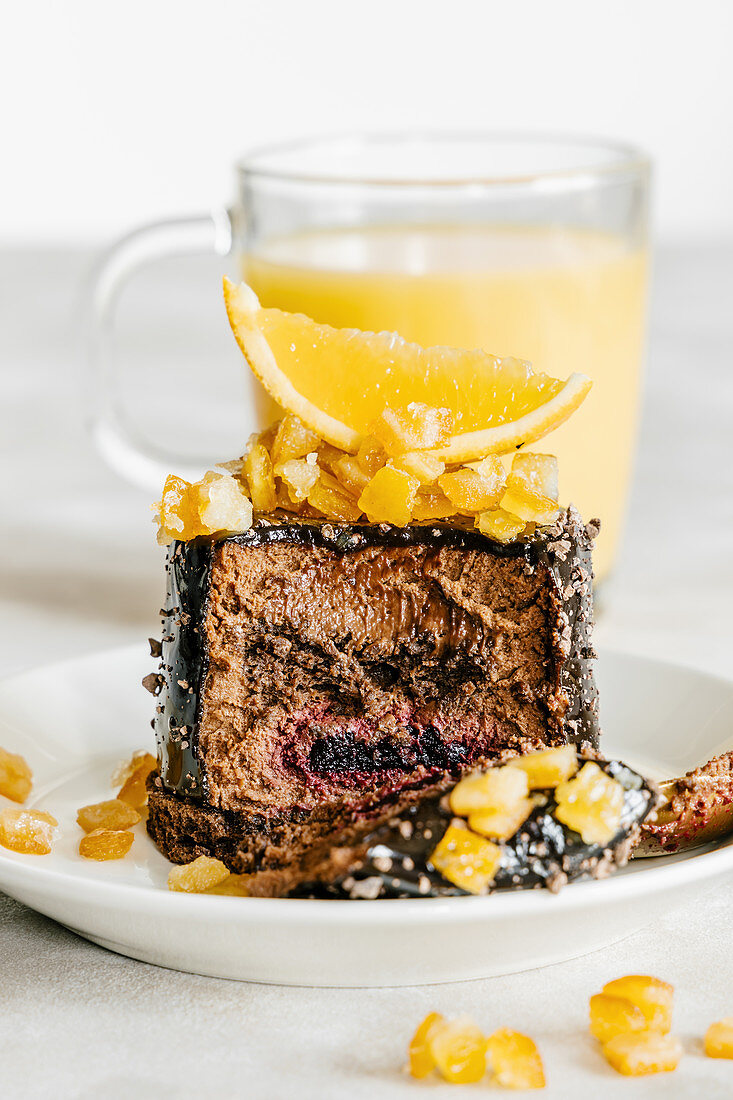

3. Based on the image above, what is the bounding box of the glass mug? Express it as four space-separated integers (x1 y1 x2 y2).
90 132 650 579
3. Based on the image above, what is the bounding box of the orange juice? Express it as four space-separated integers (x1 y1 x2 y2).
243 224 648 577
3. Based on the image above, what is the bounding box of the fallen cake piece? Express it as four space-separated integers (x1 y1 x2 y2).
146 507 599 894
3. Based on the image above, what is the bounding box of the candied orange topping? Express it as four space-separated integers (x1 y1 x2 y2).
116 752 157 809
0 807 57 854
77 799 141 833
513 745 578 789
79 828 134 861
0 746 33 803
429 821 501 894
167 855 230 893
554 762 624 845
486 1028 546 1090
449 766 529 817
155 410 565 545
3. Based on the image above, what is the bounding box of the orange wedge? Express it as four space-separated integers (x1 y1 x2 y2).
223 278 591 462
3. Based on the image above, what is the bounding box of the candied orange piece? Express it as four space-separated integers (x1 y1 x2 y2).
275 456 320 502
408 1012 445 1079
168 855 231 893
333 454 372 497
0 746 33 803
195 472 253 534
0 807 57 854
429 1016 486 1084
156 474 206 542
77 799 141 834
308 471 363 521
317 440 348 476
355 435 388 477
392 450 445 484
554 762 624 845
79 828 134 861
469 799 533 841
429 821 501 894
476 508 527 543
358 465 420 525
602 1032 681 1076
450 766 529 816
513 745 578 789
243 442 278 513
602 975 674 1034
486 1028 546 1090
411 486 456 521
439 457 506 513
704 1018 733 1059
204 873 252 896
270 413 321 465
111 750 157 789
117 752 157 809
510 452 559 500
370 403 453 457
589 994 648 1044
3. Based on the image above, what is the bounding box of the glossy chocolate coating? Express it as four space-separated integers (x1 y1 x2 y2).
293 758 657 898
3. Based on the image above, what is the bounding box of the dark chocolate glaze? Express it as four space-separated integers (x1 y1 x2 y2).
151 508 599 802
292 758 656 899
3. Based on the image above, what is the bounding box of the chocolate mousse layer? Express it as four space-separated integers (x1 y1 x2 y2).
147 508 599 884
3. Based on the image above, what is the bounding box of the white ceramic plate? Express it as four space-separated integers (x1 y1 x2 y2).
0 644 732 987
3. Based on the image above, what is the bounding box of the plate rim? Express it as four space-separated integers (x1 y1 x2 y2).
1 641 732 921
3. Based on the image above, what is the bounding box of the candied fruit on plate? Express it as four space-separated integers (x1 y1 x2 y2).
449 766 529 816
0 807 57 854
79 828 135 861
554 762 625 845
602 1032 682 1076
167 855 230 893
513 744 578 789
428 821 502 895
486 1028 546 1090
0 745 33 803
116 752 157 809
77 799 141 834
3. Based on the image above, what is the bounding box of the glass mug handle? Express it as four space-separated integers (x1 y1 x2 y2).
88 208 233 490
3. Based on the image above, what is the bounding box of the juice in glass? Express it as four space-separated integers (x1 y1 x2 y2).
243 223 648 579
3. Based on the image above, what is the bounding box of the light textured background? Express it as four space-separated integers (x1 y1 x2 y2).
3 0 733 243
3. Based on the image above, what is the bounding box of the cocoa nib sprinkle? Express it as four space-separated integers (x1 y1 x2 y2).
142 672 164 695
148 637 162 658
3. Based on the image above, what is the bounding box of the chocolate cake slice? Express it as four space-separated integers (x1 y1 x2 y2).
146 506 599 895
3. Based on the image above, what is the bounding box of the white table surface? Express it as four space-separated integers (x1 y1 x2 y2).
1 245 732 1099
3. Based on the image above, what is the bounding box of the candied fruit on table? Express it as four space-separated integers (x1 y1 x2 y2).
601 975 674 1034
77 799 141 834
0 807 57 854
485 1028 546 1090
0 746 33 803
167 855 230 893
449 766 529 816
79 828 134 861
554 762 624 845
589 994 648 1044
428 1016 486 1085
408 1012 445 1079
428 821 502 895
704 1018 733 1059
512 745 578 789
602 1032 682 1076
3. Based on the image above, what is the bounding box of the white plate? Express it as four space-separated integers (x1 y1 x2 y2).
0 644 732 987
